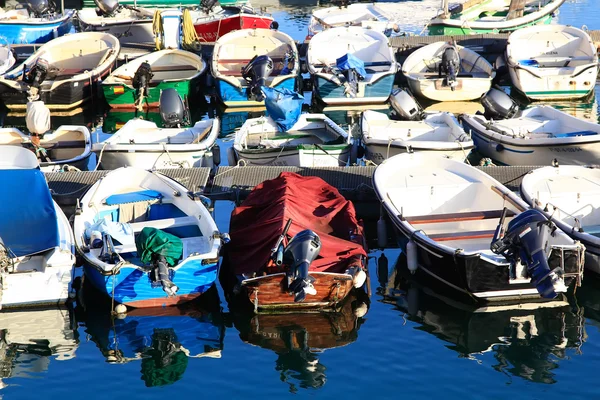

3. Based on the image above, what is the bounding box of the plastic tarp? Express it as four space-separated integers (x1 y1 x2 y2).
226 172 367 275
26 101 50 135
263 86 304 132
0 169 59 257
135 227 183 266
336 53 366 79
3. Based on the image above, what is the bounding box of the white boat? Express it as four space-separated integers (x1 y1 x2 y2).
92 118 219 170
521 165 600 274
307 26 397 105
0 146 76 309
361 110 474 164
308 3 400 37
0 125 91 172
373 152 585 302
77 6 155 46
232 114 352 166
73 167 225 308
461 105 600 166
401 41 494 102
506 24 598 101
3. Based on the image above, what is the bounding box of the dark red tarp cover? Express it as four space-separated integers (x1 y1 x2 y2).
228 172 367 275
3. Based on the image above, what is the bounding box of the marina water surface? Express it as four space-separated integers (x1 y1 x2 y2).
3 0 600 398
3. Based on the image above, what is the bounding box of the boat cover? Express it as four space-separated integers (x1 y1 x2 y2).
227 172 367 275
336 53 366 78
0 169 59 257
263 86 304 132
135 227 183 266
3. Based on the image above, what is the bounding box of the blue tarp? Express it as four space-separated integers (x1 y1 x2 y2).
263 86 304 132
0 169 59 257
336 53 367 79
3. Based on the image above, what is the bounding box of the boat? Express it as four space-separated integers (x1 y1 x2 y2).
92 118 219 169
73 166 226 308
0 2 74 45
428 0 565 36
0 32 120 111
211 28 299 107
192 1 274 43
361 109 474 164
373 152 585 303
506 24 598 101
0 40 15 74
308 3 400 37
102 49 206 110
401 41 494 102
220 172 369 313
0 146 76 308
521 165 600 275
307 26 397 105
233 114 353 167
460 88 600 166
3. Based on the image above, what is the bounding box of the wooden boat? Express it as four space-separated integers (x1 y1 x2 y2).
506 24 598 101
0 32 120 110
0 146 76 308
373 153 585 303
0 7 74 44
220 172 368 313
102 49 206 109
307 26 396 105
73 167 225 308
362 110 474 164
77 6 155 46
232 114 353 167
308 3 400 37
428 0 564 36
92 118 219 169
192 3 274 43
461 105 600 166
0 125 91 172
401 41 494 102
211 28 298 107
521 165 600 275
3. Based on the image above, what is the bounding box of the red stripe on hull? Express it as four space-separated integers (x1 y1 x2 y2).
123 293 201 308
194 15 274 42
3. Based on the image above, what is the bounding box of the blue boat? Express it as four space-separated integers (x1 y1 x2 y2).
307 26 397 106
73 167 226 308
211 28 299 107
0 7 74 45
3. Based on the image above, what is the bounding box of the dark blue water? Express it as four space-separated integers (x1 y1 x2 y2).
2 0 600 398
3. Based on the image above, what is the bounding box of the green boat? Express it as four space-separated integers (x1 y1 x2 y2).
102 49 206 110
428 0 564 36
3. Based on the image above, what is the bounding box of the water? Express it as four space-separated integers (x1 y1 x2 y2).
3 0 600 398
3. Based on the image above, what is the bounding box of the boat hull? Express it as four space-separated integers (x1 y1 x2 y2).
194 14 273 42
507 65 597 101
78 19 154 46
313 73 394 105
0 13 74 44
96 147 213 169
236 144 351 167
364 142 473 164
406 75 491 102
39 151 92 172
215 76 296 107
428 13 553 35
2 264 74 308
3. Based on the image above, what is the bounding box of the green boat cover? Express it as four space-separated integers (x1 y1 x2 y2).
135 227 183 266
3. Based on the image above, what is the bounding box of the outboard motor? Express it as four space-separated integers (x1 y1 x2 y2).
26 0 55 17
200 0 218 13
491 208 566 299
23 58 49 89
132 61 153 109
94 0 120 16
159 88 189 128
282 229 322 303
242 55 273 102
135 227 182 297
439 45 461 90
481 88 519 120
335 53 365 98
389 88 423 121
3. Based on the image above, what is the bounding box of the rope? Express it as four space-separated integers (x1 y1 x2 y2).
181 9 203 51
152 10 164 50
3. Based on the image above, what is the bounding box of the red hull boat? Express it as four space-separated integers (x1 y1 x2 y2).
221 172 369 313
193 7 274 42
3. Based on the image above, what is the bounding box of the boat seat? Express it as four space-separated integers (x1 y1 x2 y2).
405 209 515 224
428 229 496 242
103 190 163 205
129 216 198 233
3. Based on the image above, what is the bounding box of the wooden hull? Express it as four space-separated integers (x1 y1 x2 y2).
240 272 355 312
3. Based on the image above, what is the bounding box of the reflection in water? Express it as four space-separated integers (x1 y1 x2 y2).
81 289 224 388
233 292 369 393
0 308 78 390
380 252 586 384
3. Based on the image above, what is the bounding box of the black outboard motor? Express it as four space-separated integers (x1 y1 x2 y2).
159 88 189 128
242 55 273 102
94 0 119 16
26 0 55 17
133 61 153 107
341 68 363 98
439 45 461 90
150 253 179 297
200 0 218 13
282 229 322 303
135 227 182 297
23 58 49 89
491 208 565 299
481 88 519 120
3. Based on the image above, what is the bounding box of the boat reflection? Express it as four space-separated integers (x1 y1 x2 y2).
381 252 586 384
0 307 78 390
233 292 369 392
81 287 224 388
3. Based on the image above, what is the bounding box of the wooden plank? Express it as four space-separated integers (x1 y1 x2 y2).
406 209 515 224
428 230 496 242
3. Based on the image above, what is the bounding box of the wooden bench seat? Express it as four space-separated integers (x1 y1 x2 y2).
428 230 496 242
129 216 198 233
405 209 515 224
